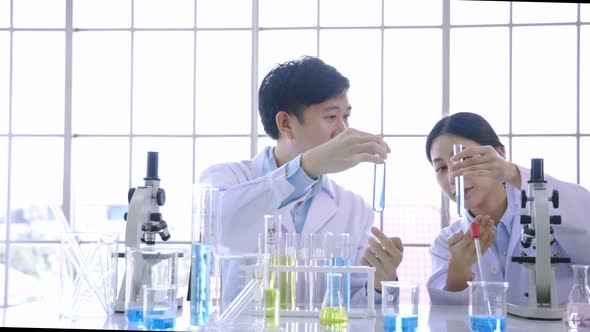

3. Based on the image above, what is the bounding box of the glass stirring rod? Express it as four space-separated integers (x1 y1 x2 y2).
471 222 493 317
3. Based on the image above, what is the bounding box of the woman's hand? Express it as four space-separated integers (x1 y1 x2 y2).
444 215 496 291
449 145 521 188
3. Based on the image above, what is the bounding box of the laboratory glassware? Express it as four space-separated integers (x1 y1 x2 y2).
453 144 465 217
190 184 219 326
468 281 508 332
280 232 297 310
142 284 177 331
59 232 119 318
382 281 419 332
373 161 386 212
319 272 348 327
330 233 351 311
124 247 178 324
263 214 282 328
563 265 590 328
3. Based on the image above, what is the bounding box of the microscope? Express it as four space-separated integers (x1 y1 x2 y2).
114 151 180 313
508 158 570 320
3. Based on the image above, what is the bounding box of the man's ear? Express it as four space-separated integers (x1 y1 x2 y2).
276 111 294 139
495 146 506 159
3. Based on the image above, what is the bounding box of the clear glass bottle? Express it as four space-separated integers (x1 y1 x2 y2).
564 265 590 328
319 272 348 327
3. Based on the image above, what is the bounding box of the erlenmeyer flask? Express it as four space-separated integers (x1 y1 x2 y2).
319 272 348 327
564 265 590 328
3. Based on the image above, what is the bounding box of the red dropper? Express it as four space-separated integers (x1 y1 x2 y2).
470 222 481 239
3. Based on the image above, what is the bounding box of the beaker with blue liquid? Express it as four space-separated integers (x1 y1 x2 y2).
124 247 179 325
142 284 177 330
382 281 419 332
468 281 508 332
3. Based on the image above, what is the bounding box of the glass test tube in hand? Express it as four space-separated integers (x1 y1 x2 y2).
453 144 465 217
373 161 386 212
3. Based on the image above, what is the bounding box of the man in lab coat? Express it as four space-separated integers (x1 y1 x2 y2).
200 56 404 305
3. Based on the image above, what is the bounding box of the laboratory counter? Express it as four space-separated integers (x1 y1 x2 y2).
0 301 569 331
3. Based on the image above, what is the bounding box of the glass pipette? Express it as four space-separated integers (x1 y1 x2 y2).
471 222 493 317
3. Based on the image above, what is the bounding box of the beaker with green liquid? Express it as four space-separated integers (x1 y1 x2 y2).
319 272 348 327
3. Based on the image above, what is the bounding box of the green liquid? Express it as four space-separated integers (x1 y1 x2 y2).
319 307 349 326
264 288 280 329
268 255 296 310
279 255 295 310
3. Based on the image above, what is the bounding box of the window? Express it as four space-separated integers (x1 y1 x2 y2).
1 0 589 308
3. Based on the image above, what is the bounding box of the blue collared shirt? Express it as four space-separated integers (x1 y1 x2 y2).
261 147 332 233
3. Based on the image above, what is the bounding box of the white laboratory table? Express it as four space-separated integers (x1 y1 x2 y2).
0 301 569 331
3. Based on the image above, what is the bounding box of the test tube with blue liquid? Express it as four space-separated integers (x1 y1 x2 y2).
453 144 465 217
373 161 386 212
190 185 219 327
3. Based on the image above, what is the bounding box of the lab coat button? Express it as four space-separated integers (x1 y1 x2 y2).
491 266 499 274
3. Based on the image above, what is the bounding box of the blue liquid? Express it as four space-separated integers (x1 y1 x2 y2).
333 257 351 311
469 315 506 332
125 307 143 323
190 243 211 326
144 317 176 330
383 314 418 332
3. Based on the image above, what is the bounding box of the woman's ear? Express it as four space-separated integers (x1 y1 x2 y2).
276 111 294 139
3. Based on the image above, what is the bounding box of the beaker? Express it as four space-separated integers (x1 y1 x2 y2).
124 246 179 324
59 232 119 318
564 264 590 328
382 281 419 332
319 272 348 327
142 284 177 331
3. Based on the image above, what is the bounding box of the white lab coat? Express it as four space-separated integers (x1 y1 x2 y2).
427 165 590 305
199 146 375 305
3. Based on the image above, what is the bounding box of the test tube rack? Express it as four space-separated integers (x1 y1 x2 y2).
242 264 377 318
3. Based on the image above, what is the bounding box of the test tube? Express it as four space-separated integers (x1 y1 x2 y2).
190 185 218 326
330 233 351 311
300 233 315 311
453 144 465 217
263 215 281 328
373 161 386 212
280 232 297 310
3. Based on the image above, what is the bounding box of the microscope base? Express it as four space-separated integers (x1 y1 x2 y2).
507 303 564 320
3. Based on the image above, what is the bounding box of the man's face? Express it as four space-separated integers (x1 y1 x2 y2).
289 92 351 154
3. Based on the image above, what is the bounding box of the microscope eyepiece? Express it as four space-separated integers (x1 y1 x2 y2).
145 151 160 181
529 158 546 183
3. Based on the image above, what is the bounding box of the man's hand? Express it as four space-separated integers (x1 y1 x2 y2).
361 227 403 292
301 128 390 178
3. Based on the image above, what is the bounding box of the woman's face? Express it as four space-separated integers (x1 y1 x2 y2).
429 133 504 213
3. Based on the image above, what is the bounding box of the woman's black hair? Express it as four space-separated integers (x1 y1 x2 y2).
425 112 504 163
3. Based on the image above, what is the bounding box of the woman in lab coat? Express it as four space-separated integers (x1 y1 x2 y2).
425 112 590 305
